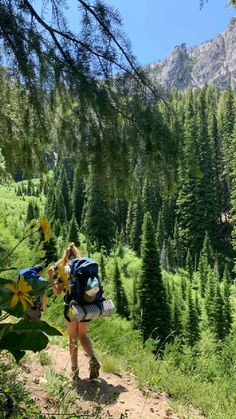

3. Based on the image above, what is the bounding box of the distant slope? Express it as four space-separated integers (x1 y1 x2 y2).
145 17 236 91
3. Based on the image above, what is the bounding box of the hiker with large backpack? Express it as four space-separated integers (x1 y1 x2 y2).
19 264 47 321
48 242 102 381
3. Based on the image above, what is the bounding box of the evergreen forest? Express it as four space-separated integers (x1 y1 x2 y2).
1 1 236 418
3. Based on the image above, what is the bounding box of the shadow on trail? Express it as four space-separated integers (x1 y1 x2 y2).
74 377 127 405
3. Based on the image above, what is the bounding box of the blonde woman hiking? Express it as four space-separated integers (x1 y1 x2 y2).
48 242 101 381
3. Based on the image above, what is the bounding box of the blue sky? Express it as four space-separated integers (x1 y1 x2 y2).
101 0 236 64
36 0 236 65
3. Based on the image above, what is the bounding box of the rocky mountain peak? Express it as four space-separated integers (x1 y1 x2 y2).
146 18 236 91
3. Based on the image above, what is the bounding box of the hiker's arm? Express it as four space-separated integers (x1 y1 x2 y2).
47 266 54 281
41 293 47 311
48 266 64 295
52 283 64 295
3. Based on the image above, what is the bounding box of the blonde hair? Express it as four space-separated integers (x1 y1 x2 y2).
57 242 81 266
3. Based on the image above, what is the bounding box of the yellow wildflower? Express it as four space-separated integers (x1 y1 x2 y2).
40 216 51 242
4 275 34 311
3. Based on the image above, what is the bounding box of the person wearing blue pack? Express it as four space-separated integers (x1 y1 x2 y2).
19 264 47 321
48 243 103 381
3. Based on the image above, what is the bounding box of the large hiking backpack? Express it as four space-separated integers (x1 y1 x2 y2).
64 257 103 307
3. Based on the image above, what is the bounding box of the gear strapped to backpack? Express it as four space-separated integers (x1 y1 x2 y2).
64 257 104 320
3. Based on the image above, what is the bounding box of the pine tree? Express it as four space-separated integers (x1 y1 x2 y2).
218 88 235 167
41 235 58 266
60 224 68 246
221 265 232 338
230 117 236 266
216 88 235 247
131 276 140 329
53 219 62 237
177 87 218 261
185 249 193 280
67 215 80 247
72 166 85 228
27 179 33 196
26 201 35 223
45 189 56 223
160 238 174 272
173 218 183 268
184 285 200 346
99 252 107 283
33 201 40 219
162 195 176 239
53 189 68 226
166 237 175 272
170 289 183 338
142 178 161 226
138 212 170 343
156 210 165 253
180 276 188 301
208 112 222 222
113 260 130 319
204 268 217 331
214 281 225 340
125 202 134 246
130 198 143 255
83 168 115 252
114 200 128 235
17 185 22 196
59 166 72 221
198 231 214 296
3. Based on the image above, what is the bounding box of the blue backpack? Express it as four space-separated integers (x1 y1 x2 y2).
65 258 104 307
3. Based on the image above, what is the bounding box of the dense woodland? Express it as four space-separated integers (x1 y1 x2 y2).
5 81 236 348
36 85 236 346
1 1 236 417
2 83 236 417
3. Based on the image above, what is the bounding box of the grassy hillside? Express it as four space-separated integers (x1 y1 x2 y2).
0 181 46 273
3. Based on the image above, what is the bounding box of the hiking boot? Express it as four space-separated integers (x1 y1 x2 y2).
71 366 79 381
89 356 100 380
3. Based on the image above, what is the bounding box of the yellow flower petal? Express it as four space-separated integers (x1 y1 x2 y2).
40 216 51 243
19 296 28 312
18 275 32 293
10 294 19 308
23 294 34 305
5 275 34 311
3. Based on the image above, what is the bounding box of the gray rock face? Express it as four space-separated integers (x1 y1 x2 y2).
146 18 236 91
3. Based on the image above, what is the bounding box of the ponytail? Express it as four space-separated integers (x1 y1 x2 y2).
57 242 81 266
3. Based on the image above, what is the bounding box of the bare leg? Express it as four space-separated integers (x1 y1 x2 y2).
77 321 94 358
77 322 100 379
66 321 79 368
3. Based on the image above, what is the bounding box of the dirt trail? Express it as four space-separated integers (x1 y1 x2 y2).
19 344 200 419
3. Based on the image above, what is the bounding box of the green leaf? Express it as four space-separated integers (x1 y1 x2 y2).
9 349 26 363
0 324 13 337
0 287 12 309
0 330 49 353
0 319 62 361
12 319 62 336
0 320 62 338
